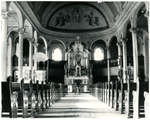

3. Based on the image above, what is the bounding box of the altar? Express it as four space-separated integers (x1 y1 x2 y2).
65 37 90 93
65 76 89 93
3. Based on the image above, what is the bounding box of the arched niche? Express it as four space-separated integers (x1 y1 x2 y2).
23 39 30 66
11 33 19 67
7 31 19 79
48 40 65 61
91 40 106 60
8 32 19 82
37 37 47 54
109 36 118 59
52 48 63 61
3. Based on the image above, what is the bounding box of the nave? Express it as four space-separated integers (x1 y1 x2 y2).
1 1 150 119
34 93 126 119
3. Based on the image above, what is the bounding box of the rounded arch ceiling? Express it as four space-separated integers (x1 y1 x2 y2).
46 3 109 32
27 2 125 33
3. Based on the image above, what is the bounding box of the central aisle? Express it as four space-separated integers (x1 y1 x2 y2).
35 93 126 119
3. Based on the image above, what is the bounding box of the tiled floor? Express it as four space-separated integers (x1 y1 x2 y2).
35 93 128 119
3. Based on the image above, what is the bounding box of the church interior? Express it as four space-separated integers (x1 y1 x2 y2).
0 1 150 119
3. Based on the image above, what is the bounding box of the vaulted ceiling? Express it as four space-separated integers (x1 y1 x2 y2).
16 2 127 34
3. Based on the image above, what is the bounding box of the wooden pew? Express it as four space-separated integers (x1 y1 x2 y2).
2 79 21 118
2 81 11 117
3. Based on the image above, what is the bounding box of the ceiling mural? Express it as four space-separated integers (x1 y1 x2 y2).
17 1 130 35
47 4 109 32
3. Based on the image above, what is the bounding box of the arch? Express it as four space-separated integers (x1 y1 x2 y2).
90 39 106 50
48 40 65 60
37 37 47 54
91 40 107 60
39 36 48 55
109 36 118 59
52 48 63 61
9 2 23 27
23 38 30 66
122 19 132 38
93 47 105 61
48 39 66 50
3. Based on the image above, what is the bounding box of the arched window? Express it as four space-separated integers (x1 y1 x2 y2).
52 48 62 61
94 47 104 61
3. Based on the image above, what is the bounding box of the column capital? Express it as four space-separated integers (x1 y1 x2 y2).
129 27 142 34
144 10 149 18
117 41 122 47
130 28 146 35
1 10 8 19
28 38 35 43
120 37 128 44
106 45 109 50
33 41 38 47
18 27 25 34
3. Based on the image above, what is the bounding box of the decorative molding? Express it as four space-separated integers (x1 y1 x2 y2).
129 27 145 34
18 27 25 34
144 10 149 18
117 41 123 47
1 10 8 19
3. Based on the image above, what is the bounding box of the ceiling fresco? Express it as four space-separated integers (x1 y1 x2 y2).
47 3 109 32
16 1 130 35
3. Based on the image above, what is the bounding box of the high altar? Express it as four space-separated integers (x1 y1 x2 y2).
65 37 91 92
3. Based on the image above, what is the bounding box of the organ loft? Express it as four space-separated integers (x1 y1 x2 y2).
0 1 150 119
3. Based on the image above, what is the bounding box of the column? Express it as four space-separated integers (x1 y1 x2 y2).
117 41 123 114
18 28 24 82
104 82 105 103
7 36 13 77
122 38 131 117
122 38 129 115
145 3 150 119
29 39 33 79
122 39 127 83
107 47 111 106
115 79 118 111
0 2 8 82
34 32 38 70
127 64 131 118
130 26 139 119
148 3 150 119
111 81 114 108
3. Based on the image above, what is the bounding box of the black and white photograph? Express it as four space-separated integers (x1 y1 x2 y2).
0 0 150 119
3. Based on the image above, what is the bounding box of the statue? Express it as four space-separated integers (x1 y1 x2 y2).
75 65 81 76
72 8 81 23
84 11 99 26
55 12 66 26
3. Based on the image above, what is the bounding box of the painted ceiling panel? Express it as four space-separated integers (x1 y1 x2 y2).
18 1 128 34
47 3 109 32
